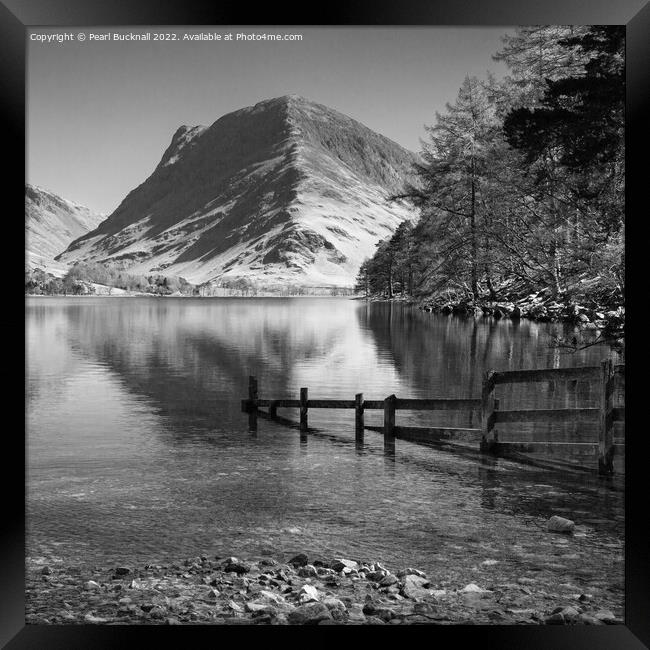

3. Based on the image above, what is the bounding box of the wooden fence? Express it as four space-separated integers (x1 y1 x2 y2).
241 361 625 475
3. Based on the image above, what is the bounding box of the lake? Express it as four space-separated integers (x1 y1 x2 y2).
26 296 624 583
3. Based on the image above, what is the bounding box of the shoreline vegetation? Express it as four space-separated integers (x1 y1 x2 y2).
355 26 624 353
25 265 624 350
362 281 625 354
26 548 623 626
24 265 355 299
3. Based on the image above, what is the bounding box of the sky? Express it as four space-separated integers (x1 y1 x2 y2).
27 26 513 215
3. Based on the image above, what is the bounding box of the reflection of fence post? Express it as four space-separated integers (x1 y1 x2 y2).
481 371 497 453
598 359 615 475
300 387 309 433
355 393 364 442
248 375 258 432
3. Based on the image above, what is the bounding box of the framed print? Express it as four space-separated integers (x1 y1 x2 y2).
3 0 647 647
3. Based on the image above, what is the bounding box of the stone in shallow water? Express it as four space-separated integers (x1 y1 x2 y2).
545 613 566 625
461 583 489 594
246 601 274 614
287 602 332 625
288 553 309 568
379 574 399 587
222 558 251 575
298 564 318 578
547 516 575 534
322 596 346 611
401 574 431 599
364 615 386 625
594 610 620 624
367 570 387 582
579 614 604 625
84 613 109 623
299 584 320 603
226 600 244 613
258 590 286 604
347 605 366 622
331 559 359 572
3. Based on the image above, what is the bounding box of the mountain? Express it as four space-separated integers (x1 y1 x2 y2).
57 95 419 287
26 184 105 275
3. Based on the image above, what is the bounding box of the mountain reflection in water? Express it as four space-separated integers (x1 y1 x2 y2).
26 297 623 571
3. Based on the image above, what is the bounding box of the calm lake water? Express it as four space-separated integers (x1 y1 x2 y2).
26 297 624 575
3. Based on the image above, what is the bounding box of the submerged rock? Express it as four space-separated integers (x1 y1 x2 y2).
401 574 431 599
222 557 251 574
288 553 309 568
547 516 575 534
297 564 318 578
288 602 332 625
331 559 359 572
299 584 320 603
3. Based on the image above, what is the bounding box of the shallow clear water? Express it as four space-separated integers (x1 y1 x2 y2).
26 297 624 573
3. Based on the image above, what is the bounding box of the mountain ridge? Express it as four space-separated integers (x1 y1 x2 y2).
25 184 105 274
58 95 419 287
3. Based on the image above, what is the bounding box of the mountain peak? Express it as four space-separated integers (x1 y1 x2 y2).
59 98 419 287
258 93 310 106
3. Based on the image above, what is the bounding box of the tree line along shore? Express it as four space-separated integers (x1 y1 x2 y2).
355 26 624 350
24 265 355 298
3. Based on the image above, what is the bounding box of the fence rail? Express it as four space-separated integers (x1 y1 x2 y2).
242 361 625 475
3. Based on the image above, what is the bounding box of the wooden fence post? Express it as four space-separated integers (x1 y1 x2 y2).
355 393 364 442
598 359 615 475
248 375 258 432
384 394 396 439
480 370 496 453
300 387 309 433
269 400 277 418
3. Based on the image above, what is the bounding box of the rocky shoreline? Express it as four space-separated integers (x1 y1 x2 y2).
26 551 624 626
422 292 621 331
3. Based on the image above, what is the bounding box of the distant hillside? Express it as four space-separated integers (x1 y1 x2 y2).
26 184 105 275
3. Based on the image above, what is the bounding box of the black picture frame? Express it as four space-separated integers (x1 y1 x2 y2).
4 1 646 647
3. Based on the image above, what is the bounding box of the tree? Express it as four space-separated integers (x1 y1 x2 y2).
492 25 591 109
503 26 624 298
401 76 501 299
355 260 371 297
